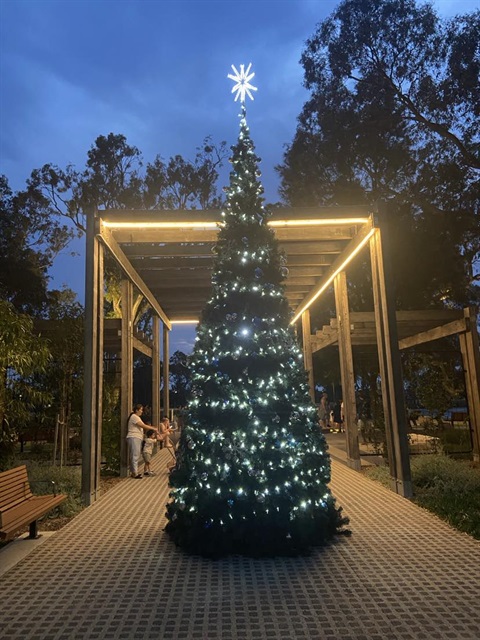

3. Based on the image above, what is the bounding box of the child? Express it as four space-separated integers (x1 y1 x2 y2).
142 429 157 476
160 418 176 472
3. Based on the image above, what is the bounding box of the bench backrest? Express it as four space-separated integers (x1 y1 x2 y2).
0 465 33 513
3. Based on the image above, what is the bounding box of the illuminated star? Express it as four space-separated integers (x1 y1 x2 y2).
228 63 258 102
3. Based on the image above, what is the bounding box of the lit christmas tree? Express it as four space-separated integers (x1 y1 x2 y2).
165 64 349 557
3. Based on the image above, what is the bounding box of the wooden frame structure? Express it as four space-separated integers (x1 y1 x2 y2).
311 307 480 460
82 204 478 504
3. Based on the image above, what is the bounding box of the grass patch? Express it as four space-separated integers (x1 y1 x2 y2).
364 455 480 539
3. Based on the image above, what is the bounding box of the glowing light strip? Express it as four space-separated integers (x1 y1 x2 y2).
171 319 199 325
290 228 376 324
269 218 369 227
102 221 219 229
101 217 369 230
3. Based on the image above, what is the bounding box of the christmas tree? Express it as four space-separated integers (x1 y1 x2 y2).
165 65 349 557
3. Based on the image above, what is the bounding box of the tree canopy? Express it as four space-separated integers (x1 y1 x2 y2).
0 176 73 312
278 0 479 311
23 132 228 235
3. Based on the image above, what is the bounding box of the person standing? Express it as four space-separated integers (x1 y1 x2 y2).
142 429 158 476
318 393 329 431
333 400 344 433
126 404 159 478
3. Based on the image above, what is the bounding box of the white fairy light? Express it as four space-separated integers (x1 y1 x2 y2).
228 63 258 102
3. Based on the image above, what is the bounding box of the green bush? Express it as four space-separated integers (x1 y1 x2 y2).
363 464 391 488
101 383 121 473
439 428 472 453
27 463 83 519
364 455 480 539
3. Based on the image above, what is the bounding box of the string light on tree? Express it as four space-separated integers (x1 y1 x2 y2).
165 63 349 557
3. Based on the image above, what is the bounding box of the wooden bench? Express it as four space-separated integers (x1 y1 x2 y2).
0 465 66 541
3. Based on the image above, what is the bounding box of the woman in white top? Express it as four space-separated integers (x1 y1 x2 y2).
126 404 159 478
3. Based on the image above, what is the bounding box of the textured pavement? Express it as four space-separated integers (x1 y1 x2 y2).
0 446 479 640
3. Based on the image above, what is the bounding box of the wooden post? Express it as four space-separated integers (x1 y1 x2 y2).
162 324 170 419
458 307 480 461
370 217 412 498
59 414 65 468
96 243 104 490
81 213 104 505
334 271 360 470
120 279 133 478
152 315 161 428
53 414 59 466
301 310 315 402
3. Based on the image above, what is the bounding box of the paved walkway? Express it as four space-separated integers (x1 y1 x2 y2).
0 446 479 640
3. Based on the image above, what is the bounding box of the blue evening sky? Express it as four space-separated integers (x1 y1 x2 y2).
0 0 478 352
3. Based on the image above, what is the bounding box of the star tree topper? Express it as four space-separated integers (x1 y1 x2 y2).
228 63 257 102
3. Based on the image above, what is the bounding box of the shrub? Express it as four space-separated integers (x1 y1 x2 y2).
439 428 472 453
27 463 83 519
364 455 480 539
101 383 121 473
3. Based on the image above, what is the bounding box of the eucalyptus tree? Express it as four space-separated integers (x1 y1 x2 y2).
279 0 480 311
143 137 228 210
0 300 52 468
0 175 72 312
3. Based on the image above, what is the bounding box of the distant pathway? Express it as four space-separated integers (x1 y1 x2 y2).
0 448 479 639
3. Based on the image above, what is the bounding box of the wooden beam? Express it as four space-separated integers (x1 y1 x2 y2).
275 228 354 242
129 256 214 268
301 310 315 402
136 269 213 279
81 215 104 506
97 221 171 329
311 332 339 351
398 318 467 350
286 277 318 286
370 222 412 498
152 316 160 429
293 220 374 320
120 279 133 478
285 255 334 267
112 229 218 243
126 239 338 259
163 325 170 419
102 205 370 222
123 243 216 258
459 307 480 462
334 271 360 470
348 310 463 323
280 241 345 255
132 336 153 358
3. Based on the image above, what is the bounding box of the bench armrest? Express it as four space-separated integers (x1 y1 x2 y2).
30 479 59 497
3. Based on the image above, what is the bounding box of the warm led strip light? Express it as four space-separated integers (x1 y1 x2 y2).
101 217 369 230
290 228 376 324
171 319 199 325
269 217 369 227
102 221 219 229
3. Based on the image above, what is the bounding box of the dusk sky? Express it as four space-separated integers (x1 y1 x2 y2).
1 0 478 352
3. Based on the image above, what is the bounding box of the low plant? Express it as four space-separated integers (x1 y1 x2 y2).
27 463 83 519
438 427 472 454
364 455 480 539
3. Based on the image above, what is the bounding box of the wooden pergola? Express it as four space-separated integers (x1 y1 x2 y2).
82 205 480 505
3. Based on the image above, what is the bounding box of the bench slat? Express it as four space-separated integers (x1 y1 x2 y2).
0 484 33 507
0 466 67 541
0 465 32 509
1 495 66 530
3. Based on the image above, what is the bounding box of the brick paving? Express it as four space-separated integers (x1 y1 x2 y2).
0 447 479 640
